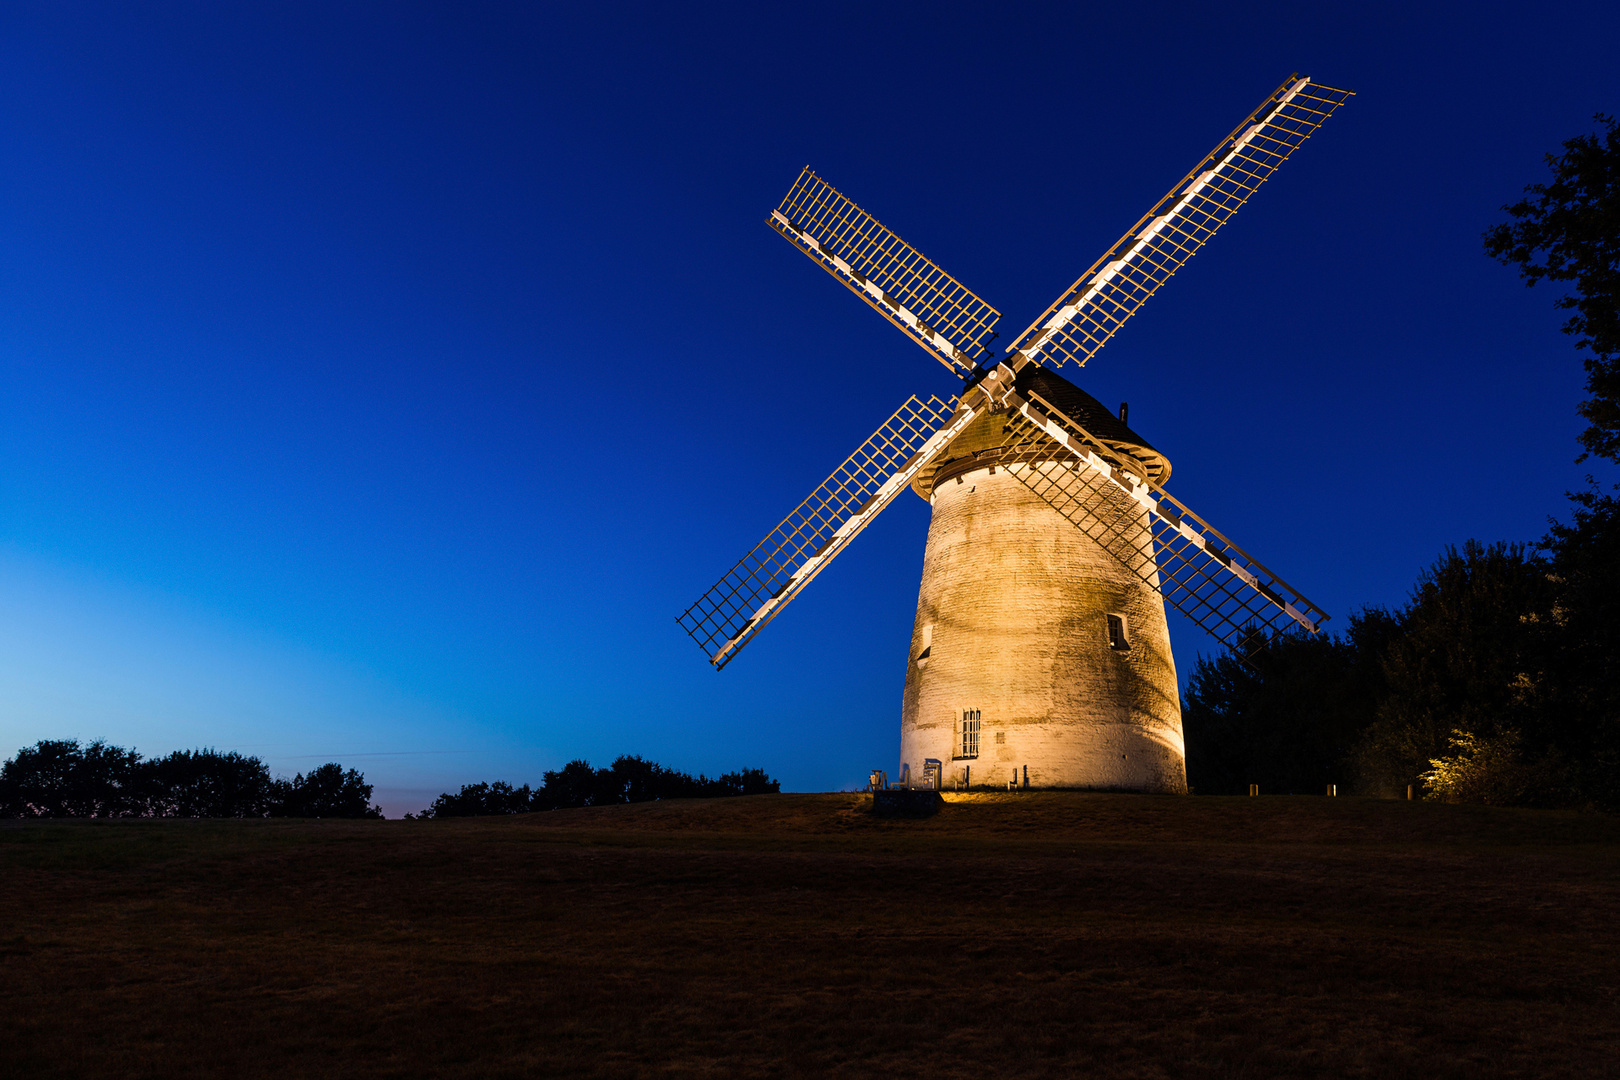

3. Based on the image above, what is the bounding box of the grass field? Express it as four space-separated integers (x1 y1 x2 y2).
3 792 1618 1078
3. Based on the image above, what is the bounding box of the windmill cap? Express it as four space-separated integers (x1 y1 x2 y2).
910 367 1171 500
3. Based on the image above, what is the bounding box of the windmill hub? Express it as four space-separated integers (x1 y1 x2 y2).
912 368 1170 499
679 75 1351 792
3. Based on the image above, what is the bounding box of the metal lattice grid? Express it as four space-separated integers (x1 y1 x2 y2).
997 406 1327 662
1147 494 1318 662
771 167 1001 375
995 416 1159 575
678 394 961 669
1010 76 1355 373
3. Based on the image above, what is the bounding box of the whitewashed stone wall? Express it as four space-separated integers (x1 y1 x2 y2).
898 458 1186 793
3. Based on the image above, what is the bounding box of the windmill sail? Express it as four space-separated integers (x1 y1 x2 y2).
997 391 1327 660
684 75 1350 673
1009 76 1354 373
679 395 983 669
770 167 1001 376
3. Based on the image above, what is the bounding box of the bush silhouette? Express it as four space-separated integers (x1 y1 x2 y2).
423 756 781 817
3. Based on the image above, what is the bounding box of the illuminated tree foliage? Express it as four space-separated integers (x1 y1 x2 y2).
1185 537 1620 807
1353 542 1559 798
1421 729 1533 806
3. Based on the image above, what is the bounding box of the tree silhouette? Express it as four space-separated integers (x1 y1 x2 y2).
1484 114 1620 463
0 739 145 817
425 780 535 817
711 767 780 796
1183 612 1399 795
1353 542 1556 797
1535 491 1620 806
1 741 386 818
273 763 383 818
423 756 782 816
145 749 277 818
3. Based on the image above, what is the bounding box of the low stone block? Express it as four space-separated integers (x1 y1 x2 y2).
871 790 944 818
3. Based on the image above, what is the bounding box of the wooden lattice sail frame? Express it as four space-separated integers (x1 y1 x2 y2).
679 74 1352 669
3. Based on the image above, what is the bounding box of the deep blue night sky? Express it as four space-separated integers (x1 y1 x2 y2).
3 2 1616 814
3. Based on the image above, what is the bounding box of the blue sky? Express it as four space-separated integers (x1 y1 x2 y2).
2 1 1616 814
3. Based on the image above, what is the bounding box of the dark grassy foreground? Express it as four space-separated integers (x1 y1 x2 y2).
2 794 1618 1079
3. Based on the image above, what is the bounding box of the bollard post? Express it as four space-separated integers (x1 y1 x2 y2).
1248 784 1259 797
1326 784 1336 797
1407 784 1414 801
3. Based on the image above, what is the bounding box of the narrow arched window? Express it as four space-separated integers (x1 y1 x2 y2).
1107 613 1130 651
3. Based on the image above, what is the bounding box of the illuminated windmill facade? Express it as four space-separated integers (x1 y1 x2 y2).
900 372 1184 791
679 75 1353 791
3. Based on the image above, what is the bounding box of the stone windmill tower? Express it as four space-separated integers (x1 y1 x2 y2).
680 75 1352 792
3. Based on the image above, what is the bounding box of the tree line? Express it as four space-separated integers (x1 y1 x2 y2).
1183 535 1620 806
414 755 780 818
0 741 781 820
1186 115 1620 809
0 739 382 818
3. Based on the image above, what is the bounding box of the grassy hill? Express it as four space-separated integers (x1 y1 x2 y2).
3 792 1618 1078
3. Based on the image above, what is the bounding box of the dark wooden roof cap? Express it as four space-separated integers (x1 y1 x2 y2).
909 366 1172 499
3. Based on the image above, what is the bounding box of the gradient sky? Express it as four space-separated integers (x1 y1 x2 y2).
3 1 1617 815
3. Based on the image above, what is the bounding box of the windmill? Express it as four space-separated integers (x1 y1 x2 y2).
678 75 1353 793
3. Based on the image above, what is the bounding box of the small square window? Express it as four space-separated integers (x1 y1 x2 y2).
1107 613 1130 651
958 709 981 759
